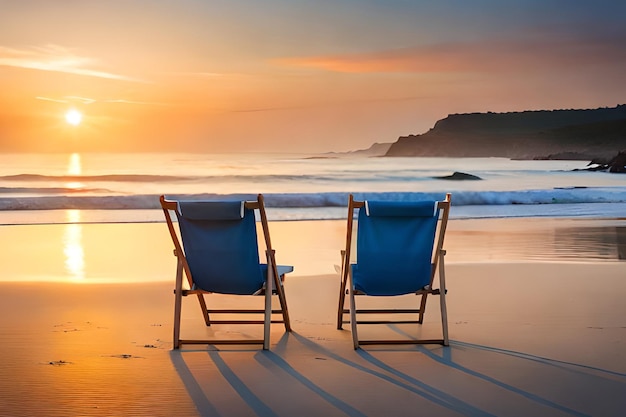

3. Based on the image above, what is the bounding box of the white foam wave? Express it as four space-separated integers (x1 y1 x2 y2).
0 188 624 212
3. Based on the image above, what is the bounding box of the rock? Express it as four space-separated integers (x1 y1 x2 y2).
535 152 595 161
608 150 626 173
575 150 626 173
434 171 482 180
577 164 607 172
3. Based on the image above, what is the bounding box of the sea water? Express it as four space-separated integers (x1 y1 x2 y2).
0 152 624 225
0 152 624 282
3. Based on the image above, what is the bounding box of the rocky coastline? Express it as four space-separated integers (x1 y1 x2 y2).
383 105 626 163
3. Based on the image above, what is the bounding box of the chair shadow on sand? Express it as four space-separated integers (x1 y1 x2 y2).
170 332 367 417
170 330 626 417
362 328 624 417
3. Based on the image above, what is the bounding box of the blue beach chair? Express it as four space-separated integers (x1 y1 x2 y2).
337 194 451 349
160 194 292 350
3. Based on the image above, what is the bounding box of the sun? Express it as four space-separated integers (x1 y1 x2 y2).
65 109 83 126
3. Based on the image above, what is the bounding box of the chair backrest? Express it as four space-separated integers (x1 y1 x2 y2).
161 196 271 295
349 195 450 296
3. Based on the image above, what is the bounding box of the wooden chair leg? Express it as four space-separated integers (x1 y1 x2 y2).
274 274 291 332
263 266 274 350
266 249 291 333
349 269 359 349
197 294 210 326
173 259 184 349
337 250 348 330
418 292 428 324
439 254 449 346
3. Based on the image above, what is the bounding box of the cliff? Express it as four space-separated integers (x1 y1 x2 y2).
324 142 392 158
385 105 626 160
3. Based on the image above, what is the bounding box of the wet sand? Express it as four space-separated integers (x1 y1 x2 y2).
0 217 624 283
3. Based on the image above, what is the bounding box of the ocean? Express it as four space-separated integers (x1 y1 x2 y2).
0 152 625 225
0 152 624 282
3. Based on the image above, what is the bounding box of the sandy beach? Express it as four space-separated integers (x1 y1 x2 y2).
0 217 625 416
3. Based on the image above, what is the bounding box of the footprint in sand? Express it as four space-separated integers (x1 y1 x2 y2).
52 321 107 332
105 354 146 359
44 360 73 366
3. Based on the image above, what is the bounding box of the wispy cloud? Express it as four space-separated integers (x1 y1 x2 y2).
63 96 97 104
0 44 141 82
165 71 250 79
230 95 432 114
35 96 96 105
276 35 626 74
102 98 169 106
183 71 227 78
34 96 69 104
35 95 169 106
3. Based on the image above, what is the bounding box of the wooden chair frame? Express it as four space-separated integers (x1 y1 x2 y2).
337 194 451 349
160 194 291 350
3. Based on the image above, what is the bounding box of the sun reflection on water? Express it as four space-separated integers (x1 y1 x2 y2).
63 210 85 281
66 153 84 190
67 153 81 175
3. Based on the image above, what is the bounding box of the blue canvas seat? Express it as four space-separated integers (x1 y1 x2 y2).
337 194 451 349
160 194 292 350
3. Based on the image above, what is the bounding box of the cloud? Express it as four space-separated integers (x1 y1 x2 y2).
276 35 626 75
101 98 169 106
0 44 141 82
34 96 69 104
63 96 97 105
181 72 226 78
230 95 432 114
35 95 168 106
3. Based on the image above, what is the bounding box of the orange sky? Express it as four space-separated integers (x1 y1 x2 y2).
1 1 625 153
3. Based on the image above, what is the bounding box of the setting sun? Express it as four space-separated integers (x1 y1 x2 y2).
65 109 83 126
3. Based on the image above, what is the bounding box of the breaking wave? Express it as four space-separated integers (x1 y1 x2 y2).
1 188 624 211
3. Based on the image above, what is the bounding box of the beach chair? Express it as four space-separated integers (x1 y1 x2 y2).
160 194 292 350
337 194 451 349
